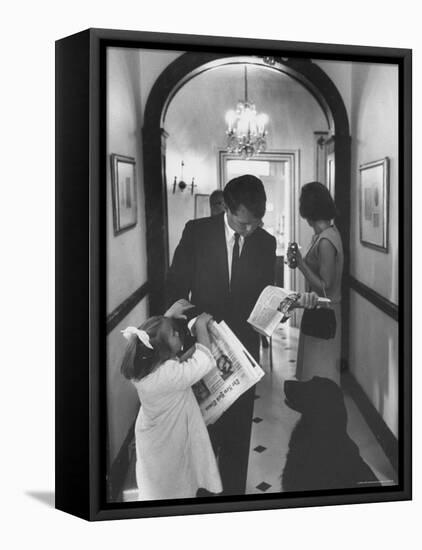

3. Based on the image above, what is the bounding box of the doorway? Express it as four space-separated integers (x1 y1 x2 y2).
219 150 299 294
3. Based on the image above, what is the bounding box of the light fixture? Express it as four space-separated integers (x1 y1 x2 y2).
225 65 268 159
263 56 276 66
172 161 197 195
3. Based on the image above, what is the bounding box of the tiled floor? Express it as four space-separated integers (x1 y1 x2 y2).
246 323 398 495
121 322 397 501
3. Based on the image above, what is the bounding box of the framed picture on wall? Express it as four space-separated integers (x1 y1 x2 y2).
359 158 389 252
194 193 210 219
110 154 138 235
56 28 412 522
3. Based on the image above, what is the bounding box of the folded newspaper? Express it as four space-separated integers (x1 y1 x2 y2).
187 321 265 426
247 285 330 338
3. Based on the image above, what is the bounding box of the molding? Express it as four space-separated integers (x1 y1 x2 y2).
349 276 398 322
106 282 149 334
341 370 398 474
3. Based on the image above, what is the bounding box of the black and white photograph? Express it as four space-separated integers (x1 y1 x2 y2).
4 0 422 546
102 40 408 510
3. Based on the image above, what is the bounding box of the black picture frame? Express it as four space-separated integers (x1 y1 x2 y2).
55 28 412 521
110 153 138 235
359 157 389 252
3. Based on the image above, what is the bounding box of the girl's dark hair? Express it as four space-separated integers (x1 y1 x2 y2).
223 175 266 219
120 316 178 381
299 181 337 221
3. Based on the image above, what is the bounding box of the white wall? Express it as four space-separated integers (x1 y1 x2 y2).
107 47 148 463
349 292 399 436
107 48 149 313
165 63 328 260
321 60 399 433
107 301 148 461
139 49 183 115
106 47 183 464
350 63 399 303
349 63 399 434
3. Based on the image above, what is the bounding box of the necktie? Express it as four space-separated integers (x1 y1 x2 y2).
231 233 240 289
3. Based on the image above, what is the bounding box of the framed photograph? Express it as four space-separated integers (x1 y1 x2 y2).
194 194 210 219
56 28 412 521
110 154 138 234
359 158 389 252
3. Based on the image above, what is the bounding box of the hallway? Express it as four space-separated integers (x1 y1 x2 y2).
246 323 398 494
104 47 401 508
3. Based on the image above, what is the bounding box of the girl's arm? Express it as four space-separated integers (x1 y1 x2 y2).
164 299 195 320
193 313 213 350
153 345 215 391
297 238 337 296
151 313 216 392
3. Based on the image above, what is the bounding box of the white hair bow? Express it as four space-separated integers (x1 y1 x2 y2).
121 326 154 349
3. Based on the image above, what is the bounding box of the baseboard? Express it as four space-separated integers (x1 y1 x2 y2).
342 370 398 473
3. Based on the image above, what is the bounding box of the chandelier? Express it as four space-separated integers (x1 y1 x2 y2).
225 65 268 159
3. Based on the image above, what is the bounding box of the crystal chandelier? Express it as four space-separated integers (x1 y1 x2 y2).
225 65 268 159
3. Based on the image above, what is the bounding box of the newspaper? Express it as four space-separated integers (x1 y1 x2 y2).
247 285 330 338
190 321 265 426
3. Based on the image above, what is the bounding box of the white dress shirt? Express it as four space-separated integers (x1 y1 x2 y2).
224 213 244 282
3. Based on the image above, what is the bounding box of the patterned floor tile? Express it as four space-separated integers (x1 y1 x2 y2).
256 481 272 492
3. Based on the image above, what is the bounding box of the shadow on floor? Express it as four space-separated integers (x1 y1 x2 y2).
26 491 55 508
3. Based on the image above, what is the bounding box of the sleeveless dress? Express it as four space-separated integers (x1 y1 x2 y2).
296 225 344 385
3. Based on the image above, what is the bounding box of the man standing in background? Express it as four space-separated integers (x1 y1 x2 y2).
209 189 226 216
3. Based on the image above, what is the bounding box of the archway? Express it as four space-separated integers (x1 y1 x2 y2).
142 52 351 363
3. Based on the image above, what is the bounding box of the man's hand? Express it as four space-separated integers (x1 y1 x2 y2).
164 299 195 320
193 313 214 334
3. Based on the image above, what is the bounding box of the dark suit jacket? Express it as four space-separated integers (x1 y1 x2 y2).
166 213 276 357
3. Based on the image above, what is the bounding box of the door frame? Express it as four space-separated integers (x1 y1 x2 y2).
218 149 300 294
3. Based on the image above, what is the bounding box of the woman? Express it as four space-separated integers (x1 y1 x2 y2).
288 181 344 385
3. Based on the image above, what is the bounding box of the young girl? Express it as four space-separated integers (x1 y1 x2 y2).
121 312 222 501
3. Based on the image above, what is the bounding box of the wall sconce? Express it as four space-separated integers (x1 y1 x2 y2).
172 161 197 195
263 56 276 66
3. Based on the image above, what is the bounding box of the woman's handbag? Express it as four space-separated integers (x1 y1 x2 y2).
300 287 336 339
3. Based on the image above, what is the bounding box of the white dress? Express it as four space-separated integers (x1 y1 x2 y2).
132 344 222 500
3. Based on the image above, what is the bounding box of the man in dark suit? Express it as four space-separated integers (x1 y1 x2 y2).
209 189 225 216
166 175 276 495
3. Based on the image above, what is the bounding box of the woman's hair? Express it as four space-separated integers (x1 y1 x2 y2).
223 175 266 219
120 316 179 381
299 181 337 221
